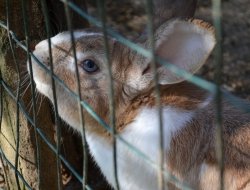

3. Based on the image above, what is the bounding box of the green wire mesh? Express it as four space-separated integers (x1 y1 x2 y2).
0 0 249 190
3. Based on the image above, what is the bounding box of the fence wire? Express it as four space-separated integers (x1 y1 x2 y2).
0 0 249 190
63 2 89 189
96 0 120 189
20 0 43 189
212 1 224 190
40 0 63 188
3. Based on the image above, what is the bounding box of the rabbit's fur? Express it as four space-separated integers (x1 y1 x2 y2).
29 19 250 190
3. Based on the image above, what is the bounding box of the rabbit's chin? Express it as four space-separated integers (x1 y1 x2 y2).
34 80 52 99
33 78 79 130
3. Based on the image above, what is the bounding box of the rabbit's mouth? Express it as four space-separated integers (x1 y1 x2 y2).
27 69 50 98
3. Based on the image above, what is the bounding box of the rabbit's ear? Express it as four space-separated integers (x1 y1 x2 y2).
129 19 215 90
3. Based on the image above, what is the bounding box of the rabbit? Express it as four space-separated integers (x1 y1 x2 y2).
28 18 250 190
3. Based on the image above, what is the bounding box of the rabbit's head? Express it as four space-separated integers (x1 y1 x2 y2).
30 19 215 135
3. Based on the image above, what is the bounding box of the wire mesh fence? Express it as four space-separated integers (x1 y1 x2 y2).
0 0 250 190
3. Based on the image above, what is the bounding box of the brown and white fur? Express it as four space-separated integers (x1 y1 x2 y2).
29 19 250 190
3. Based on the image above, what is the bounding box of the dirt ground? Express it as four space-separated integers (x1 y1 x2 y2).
196 0 250 100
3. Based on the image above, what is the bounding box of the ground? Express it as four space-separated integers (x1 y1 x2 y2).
196 0 250 100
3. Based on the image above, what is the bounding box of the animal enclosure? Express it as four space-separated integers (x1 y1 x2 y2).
0 0 250 190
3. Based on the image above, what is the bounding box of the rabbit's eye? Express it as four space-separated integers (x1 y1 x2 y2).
80 59 99 73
